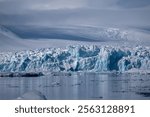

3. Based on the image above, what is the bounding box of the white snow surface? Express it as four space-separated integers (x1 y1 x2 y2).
0 25 150 51
0 26 27 51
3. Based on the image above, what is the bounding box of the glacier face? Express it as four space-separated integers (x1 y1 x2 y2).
0 45 149 73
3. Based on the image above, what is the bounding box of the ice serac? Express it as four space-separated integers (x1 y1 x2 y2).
0 45 149 73
118 46 150 72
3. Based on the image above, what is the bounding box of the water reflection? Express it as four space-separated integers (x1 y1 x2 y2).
0 73 150 100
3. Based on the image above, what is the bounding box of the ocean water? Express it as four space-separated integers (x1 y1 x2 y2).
0 73 150 100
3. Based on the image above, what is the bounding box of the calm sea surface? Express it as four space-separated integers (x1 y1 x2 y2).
0 73 150 100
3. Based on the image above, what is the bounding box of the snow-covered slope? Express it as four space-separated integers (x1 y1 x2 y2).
5 25 139 46
1 25 150 52
6 25 128 42
0 45 149 73
0 26 27 51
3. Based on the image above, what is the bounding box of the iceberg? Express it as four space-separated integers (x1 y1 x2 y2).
0 45 149 73
17 90 47 100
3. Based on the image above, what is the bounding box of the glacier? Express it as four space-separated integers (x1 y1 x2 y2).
0 45 149 73
1 25 150 52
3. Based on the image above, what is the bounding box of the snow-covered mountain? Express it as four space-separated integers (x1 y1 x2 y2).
0 25 149 73
5 25 128 41
0 45 149 73
0 26 27 51
0 25 150 52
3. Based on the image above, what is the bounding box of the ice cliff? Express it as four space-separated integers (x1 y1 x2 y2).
0 45 149 73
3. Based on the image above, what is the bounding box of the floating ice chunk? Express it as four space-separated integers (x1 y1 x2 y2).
17 90 47 100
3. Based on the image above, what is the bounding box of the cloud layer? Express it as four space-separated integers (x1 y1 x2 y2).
0 0 150 27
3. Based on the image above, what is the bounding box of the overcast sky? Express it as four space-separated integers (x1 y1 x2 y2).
0 0 150 27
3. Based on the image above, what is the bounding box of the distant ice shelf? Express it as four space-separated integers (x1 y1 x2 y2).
0 45 149 73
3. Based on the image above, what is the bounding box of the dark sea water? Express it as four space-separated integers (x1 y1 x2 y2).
0 73 150 100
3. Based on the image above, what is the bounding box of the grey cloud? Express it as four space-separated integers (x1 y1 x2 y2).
1 8 150 27
0 0 150 27
0 0 86 14
117 0 150 8
86 0 118 9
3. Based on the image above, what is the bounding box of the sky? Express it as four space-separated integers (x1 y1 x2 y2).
0 0 150 27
